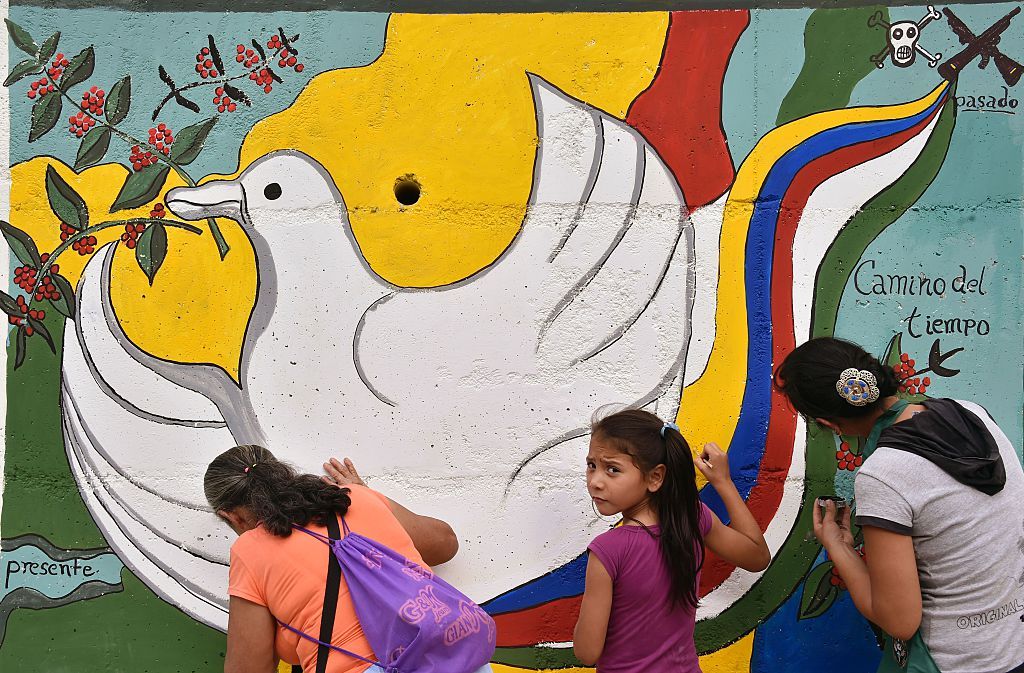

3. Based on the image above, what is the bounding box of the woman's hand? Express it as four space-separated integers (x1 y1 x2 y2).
322 457 366 487
694 442 733 489
812 498 855 551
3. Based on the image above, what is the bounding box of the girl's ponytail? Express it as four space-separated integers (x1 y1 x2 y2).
591 409 705 609
657 426 704 608
204 445 352 536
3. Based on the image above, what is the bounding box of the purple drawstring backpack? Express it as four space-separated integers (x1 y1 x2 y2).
277 513 496 673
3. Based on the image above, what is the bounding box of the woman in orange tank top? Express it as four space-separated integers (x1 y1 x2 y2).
204 445 492 673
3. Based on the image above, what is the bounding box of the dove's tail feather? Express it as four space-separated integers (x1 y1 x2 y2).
60 241 237 630
63 400 230 630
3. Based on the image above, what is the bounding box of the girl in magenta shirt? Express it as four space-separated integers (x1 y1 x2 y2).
573 408 771 672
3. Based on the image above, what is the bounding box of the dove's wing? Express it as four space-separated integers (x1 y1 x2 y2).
526 75 695 411
60 243 237 630
357 75 695 421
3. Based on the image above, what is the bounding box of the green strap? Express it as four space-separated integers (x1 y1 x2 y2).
861 399 910 459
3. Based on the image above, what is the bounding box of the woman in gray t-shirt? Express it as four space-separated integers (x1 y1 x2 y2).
774 337 1024 673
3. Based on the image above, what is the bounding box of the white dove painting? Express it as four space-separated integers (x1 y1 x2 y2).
61 73 701 628
2 8 985 672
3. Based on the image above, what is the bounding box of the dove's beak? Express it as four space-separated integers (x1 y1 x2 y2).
166 181 244 222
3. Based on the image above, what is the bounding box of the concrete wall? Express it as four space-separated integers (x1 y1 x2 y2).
0 2 1021 671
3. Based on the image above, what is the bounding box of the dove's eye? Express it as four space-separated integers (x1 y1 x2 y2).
264 183 282 200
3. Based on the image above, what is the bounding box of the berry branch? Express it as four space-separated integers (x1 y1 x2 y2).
42 64 230 259
2 20 312 367
151 31 303 120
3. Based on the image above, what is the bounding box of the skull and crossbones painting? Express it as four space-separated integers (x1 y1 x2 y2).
869 6 944 68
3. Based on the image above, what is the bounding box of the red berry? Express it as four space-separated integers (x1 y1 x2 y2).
854 456 863 466
836 450 844 460
923 377 931 386
295 63 304 73
126 239 136 249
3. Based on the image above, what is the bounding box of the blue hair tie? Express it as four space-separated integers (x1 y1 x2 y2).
660 422 680 438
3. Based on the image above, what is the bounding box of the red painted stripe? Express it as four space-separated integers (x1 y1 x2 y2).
494 595 581 647
626 10 749 211
696 106 942 597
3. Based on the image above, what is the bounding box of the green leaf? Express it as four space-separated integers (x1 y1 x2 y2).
15 325 27 369
0 290 21 316
74 126 111 171
105 74 131 125
798 562 840 620
45 165 89 229
37 32 60 64
135 222 168 286
59 46 94 90
3 58 42 87
0 220 42 267
49 273 76 320
27 316 55 353
109 164 170 213
882 332 903 368
28 92 61 142
5 19 38 57
169 117 217 165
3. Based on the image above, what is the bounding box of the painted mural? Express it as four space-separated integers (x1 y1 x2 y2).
0 3 1021 671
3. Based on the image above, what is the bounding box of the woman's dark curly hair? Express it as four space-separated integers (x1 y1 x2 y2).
204 445 351 536
773 337 898 421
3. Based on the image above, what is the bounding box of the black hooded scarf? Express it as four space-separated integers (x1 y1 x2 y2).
879 398 1006 495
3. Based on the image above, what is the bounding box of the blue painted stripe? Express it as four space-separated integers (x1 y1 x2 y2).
482 552 587 615
700 91 948 522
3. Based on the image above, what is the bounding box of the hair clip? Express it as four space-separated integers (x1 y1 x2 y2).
660 421 680 438
243 462 258 474
835 368 880 407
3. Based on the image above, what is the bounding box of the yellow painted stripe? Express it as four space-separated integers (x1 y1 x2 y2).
678 82 948 456
488 631 754 672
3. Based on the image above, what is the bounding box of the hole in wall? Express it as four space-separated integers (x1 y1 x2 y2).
394 176 421 206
